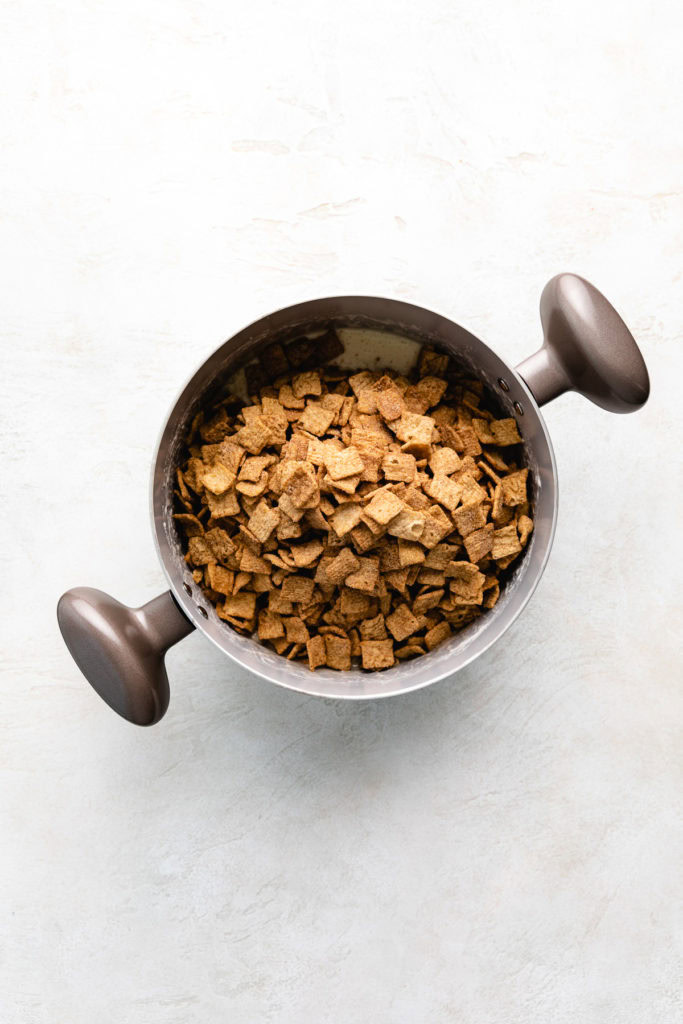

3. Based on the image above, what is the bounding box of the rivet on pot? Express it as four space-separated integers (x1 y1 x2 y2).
514 401 524 416
197 605 208 619
498 377 510 392
183 583 192 596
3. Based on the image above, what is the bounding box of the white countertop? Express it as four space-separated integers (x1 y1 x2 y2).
2 1 682 1020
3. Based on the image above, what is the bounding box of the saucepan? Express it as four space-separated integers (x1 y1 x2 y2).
57 274 649 726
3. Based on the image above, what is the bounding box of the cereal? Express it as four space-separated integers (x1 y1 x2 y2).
176 330 532 671
364 489 404 526
361 639 395 670
324 634 352 670
385 603 420 642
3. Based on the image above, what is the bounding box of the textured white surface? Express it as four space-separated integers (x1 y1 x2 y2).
1 1 682 1020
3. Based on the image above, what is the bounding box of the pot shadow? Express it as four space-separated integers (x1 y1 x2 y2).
169 619 535 809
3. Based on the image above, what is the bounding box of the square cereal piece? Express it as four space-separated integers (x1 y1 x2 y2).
458 474 488 506
423 543 460 570
239 455 276 483
402 384 430 415
456 426 482 457
415 376 448 409
374 380 404 422
261 342 290 378
240 548 272 574
385 603 420 642
419 508 453 549
472 418 495 444
382 451 416 483
281 460 319 509
188 535 215 566
439 424 465 454
224 591 257 620
321 393 345 419
393 411 435 447
501 469 528 506
348 370 375 396
258 609 285 640
418 347 449 377
397 539 425 568
306 634 327 670
424 474 462 512
491 523 522 559
292 370 322 398
206 564 235 596
364 489 403 526
361 639 394 670
236 417 272 455
278 384 305 410
345 556 380 593
315 327 344 364
269 589 294 614
385 567 410 592
358 450 383 482
247 500 280 543
200 408 231 443
340 587 373 618
452 501 488 538
200 463 235 495
330 502 363 537
432 407 456 430
387 505 423 540
490 418 522 446
205 527 237 563
281 575 316 604
283 615 310 644
446 561 485 600
356 385 379 414
517 514 534 546
285 335 316 369
424 620 452 651
350 522 380 554
359 614 388 641
291 538 324 567
379 541 401 572
429 448 461 476
324 634 351 670
306 437 341 466
299 402 336 437
283 435 311 462
463 524 494 562
206 488 241 518
278 493 307 523
325 547 361 585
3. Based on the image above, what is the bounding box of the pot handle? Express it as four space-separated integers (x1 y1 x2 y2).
57 588 195 725
515 274 650 411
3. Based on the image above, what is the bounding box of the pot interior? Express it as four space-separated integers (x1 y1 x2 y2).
151 297 557 699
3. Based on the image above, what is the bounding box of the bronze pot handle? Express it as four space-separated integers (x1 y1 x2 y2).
57 588 194 725
516 273 650 411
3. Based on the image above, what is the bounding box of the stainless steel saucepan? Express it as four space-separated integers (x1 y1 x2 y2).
57 274 649 726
